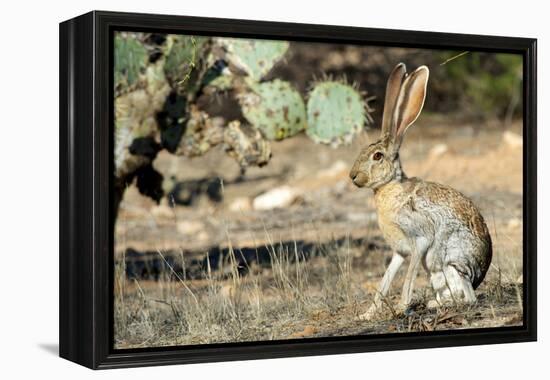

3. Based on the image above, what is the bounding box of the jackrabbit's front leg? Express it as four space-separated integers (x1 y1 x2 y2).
358 252 404 321
398 238 430 311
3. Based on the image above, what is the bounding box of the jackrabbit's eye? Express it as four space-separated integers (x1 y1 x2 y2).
373 152 384 161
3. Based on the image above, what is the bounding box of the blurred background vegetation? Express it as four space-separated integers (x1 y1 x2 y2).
272 43 522 122
435 51 522 120
113 32 523 210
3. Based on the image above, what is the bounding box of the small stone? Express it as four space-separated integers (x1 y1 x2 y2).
316 160 348 179
503 131 523 149
516 274 523 284
229 197 253 212
195 231 208 242
253 186 300 210
289 325 317 338
177 220 204 235
507 218 521 229
347 212 377 223
429 143 448 158
150 203 173 219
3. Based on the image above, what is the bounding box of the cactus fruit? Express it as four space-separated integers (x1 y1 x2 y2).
215 38 289 80
164 35 210 98
306 81 366 146
114 34 148 96
239 79 306 140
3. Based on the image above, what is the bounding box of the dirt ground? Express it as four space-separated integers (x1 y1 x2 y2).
114 117 523 349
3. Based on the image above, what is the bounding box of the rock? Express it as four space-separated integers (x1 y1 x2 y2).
316 160 348 179
177 220 204 235
507 218 521 229
229 197 253 212
516 274 523 284
333 179 347 195
253 186 300 210
451 125 475 138
429 143 449 158
503 131 523 149
150 203 173 219
197 231 209 242
346 212 377 223
289 325 317 338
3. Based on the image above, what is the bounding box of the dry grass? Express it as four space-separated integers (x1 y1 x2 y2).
114 230 366 348
114 222 523 349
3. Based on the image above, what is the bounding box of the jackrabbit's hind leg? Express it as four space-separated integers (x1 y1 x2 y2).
427 271 447 308
427 265 476 308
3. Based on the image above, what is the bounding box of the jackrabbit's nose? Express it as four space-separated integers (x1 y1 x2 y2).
349 170 358 181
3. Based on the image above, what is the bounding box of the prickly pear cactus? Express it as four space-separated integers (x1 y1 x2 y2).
112 31 374 215
114 34 148 96
223 120 272 168
174 110 271 168
202 74 236 93
176 107 225 157
215 38 289 80
164 35 210 97
306 81 366 146
115 59 171 177
239 79 306 140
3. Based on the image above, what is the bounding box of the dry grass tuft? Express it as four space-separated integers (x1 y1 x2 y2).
114 226 523 348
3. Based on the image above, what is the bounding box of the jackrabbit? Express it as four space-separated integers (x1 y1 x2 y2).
349 63 492 320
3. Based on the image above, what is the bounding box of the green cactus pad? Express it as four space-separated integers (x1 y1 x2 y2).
239 79 306 140
114 60 172 174
114 34 148 94
216 38 289 80
164 35 210 96
203 74 236 92
306 81 365 145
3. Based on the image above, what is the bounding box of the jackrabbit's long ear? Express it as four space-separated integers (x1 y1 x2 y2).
380 63 407 137
392 66 429 147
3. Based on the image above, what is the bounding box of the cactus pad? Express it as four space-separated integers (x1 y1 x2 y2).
164 35 210 97
203 74 236 92
114 60 171 175
306 81 365 145
114 34 148 95
224 121 272 168
215 38 289 80
239 79 306 140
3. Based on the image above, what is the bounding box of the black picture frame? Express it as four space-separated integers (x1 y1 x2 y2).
59 10 537 369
